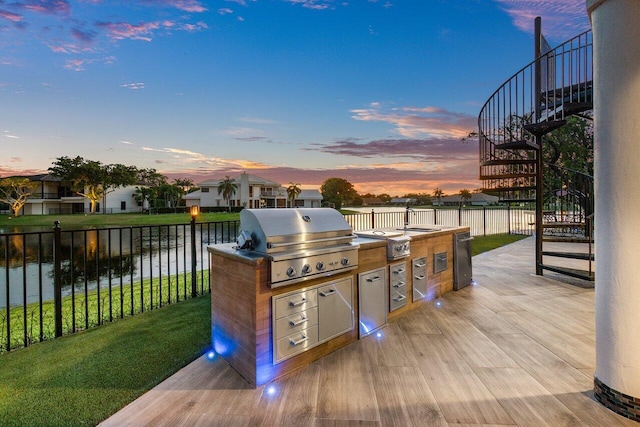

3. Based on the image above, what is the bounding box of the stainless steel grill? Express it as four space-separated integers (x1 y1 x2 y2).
239 208 359 288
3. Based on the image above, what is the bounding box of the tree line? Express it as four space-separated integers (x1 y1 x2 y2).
0 156 195 216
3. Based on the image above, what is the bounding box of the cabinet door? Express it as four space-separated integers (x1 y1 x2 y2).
317 277 354 342
358 268 387 337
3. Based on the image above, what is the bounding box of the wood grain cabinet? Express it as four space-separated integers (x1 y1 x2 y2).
272 277 353 364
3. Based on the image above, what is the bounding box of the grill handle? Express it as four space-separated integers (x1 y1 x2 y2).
267 234 357 249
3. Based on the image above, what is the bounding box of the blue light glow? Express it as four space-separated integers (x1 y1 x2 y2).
435 300 442 307
266 385 277 396
376 332 383 338
205 350 216 361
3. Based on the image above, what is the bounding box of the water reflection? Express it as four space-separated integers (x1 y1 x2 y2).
0 222 238 308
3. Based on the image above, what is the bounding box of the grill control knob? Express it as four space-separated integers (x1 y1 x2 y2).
341 257 350 266
316 262 325 271
301 264 312 275
286 267 297 277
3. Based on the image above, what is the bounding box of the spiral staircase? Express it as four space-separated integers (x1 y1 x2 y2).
478 19 594 281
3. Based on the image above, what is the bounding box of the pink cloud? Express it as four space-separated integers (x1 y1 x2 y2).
351 104 476 139
312 137 477 162
493 0 590 41
96 20 162 41
142 0 207 13
0 9 24 22
20 0 71 15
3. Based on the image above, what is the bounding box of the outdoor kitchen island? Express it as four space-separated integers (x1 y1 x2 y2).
207 209 470 387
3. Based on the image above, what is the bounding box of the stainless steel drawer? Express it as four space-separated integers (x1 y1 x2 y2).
390 263 407 281
274 307 318 338
274 289 318 319
434 252 448 274
390 291 407 311
275 325 319 362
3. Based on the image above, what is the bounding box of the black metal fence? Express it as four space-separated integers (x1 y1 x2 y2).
343 206 535 237
1 207 533 352
0 220 239 352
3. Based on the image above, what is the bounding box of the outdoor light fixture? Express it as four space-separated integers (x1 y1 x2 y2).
190 205 200 297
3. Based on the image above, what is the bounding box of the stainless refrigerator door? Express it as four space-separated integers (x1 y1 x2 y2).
453 232 473 291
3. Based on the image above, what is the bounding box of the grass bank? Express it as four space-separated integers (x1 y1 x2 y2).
0 212 240 229
2 270 209 352
0 294 211 427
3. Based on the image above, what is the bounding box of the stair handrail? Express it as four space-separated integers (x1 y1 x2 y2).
478 29 593 174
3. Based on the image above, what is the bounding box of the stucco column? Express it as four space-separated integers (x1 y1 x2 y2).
587 0 640 421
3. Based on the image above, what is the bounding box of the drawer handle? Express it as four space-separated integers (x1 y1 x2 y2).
289 335 308 347
366 276 381 282
392 282 406 288
289 298 307 307
393 294 407 302
394 269 405 274
319 289 336 297
415 263 426 268
289 315 307 326
414 275 426 280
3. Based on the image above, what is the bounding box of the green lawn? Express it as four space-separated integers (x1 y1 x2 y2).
0 294 211 427
471 233 528 256
0 212 240 229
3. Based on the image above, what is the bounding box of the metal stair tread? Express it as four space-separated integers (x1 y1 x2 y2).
540 264 594 281
542 251 594 261
495 140 540 150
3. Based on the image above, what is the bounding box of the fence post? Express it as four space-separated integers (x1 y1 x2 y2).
434 208 437 225
190 214 198 298
458 207 462 226
507 204 511 234
53 221 63 338
371 209 375 229
483 206 487 236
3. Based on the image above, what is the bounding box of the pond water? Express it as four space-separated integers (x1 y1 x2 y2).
0 223 238 309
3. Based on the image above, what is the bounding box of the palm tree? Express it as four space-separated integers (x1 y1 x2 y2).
218 176 238 212
459 188 472 207
432 187 443 206
286 182 302 208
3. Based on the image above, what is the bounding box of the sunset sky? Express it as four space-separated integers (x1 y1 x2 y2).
1 0 591 196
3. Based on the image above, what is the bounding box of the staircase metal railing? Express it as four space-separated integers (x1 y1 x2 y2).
477 24 593 281
478 29 592 202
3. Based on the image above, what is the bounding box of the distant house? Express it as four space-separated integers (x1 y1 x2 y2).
390 197 416 205
17 174 142 215
184 173 323 210
362 197 384 206
437 193 500 207
295 189 323 208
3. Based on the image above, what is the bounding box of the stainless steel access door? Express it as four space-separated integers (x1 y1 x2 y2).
453 231 473 291
358 267 387 338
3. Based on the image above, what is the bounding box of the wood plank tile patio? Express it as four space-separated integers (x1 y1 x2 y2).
101 237 637 427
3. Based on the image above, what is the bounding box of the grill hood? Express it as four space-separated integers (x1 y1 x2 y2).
239 208 355 255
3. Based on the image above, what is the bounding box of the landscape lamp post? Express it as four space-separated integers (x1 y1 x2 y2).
190 205 199 298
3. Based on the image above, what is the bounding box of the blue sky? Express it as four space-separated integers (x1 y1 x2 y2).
1 0 590 196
